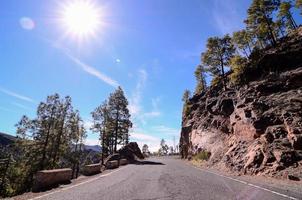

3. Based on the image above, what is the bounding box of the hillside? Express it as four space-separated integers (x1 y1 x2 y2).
0 132 16 146
180 29 302 181
0 132 101 152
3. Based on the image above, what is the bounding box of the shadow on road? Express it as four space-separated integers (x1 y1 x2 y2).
132 160 165 165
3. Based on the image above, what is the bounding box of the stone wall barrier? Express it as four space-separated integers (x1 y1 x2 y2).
82 164 101 176
106 160 119 169
32 168 72 192
120 159 128 165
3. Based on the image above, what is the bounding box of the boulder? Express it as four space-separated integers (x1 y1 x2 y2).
118 142 144 162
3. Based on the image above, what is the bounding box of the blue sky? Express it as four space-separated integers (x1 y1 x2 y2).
1 0 300 151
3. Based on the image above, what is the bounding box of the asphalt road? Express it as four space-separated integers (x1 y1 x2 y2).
30 158 301 200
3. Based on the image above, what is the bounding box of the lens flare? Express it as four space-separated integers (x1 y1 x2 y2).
20 17 35 30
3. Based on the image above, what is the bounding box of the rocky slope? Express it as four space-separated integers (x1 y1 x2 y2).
180 29 302 180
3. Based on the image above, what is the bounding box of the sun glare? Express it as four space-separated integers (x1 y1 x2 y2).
61 1 101 39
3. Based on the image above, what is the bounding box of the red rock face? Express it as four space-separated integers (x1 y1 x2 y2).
180 31 302 180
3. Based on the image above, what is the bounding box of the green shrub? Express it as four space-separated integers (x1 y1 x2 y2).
210 76 222 87
182 104 192 118
193 150 211 161
229 55 248 85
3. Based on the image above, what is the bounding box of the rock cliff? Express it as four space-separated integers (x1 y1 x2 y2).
180 29 302 180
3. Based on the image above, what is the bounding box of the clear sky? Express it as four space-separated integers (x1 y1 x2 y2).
1 0 301 151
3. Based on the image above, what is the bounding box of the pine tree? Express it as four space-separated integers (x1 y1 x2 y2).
194 65 207 94
91 101 112 164
14 94 77 189
201 35 235 89
68 110 86 178
36 94 61 170
245 0 280 47
278 1 298 32
182 90 191 117
229 55 249 84
108 87 132 152
232 30 253 57
142 144 149 155
296 0 302 14
50 96 73 168
182 90 191 103
160 139 169 155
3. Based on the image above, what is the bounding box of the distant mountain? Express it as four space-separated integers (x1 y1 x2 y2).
0 132 101 153
84 145 102 152
0 132 16 146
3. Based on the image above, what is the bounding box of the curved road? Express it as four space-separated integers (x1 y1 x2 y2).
30 158 301 200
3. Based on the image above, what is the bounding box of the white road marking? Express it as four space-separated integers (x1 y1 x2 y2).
190 165 299 200
29 167 126 200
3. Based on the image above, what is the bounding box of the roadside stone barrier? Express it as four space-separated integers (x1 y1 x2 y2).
82 163 101 176
32 168 72 192
120 158 128 165
106 160 119 169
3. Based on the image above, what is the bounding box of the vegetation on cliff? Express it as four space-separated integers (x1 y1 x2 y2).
183 0 302 117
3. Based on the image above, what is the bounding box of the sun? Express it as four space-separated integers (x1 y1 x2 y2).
61 1 101 39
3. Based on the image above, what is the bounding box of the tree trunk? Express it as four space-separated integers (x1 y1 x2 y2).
72 142 78 179
243 48 249 58
220 57 226 91
265 16 277 46
289 14 297 29
114 108 119 153
76 142 82 178
101 130 104 166
247 43 252 54
125 133 129 145
40 123 51 170
51 106 68 167
40 107 55 170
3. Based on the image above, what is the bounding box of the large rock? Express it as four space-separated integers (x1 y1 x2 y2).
118 142 144 162
32 168 72 192
180 30 302 179
102 142 143 169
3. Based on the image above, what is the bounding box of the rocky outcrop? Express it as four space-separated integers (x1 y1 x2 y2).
118 142 144 162
102 142 143 169
180 30 302 180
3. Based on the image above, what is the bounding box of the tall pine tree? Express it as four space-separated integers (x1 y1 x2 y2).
296 0 302 14
108 87 132 152
245 0 280 47
232 30 253 57
194 65 207 94
91 100 113 164
278 1 298 31
201 35 235 90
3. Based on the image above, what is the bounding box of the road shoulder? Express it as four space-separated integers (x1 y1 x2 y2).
186 159 302 199
11 165 128 200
